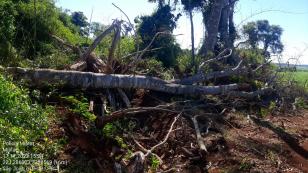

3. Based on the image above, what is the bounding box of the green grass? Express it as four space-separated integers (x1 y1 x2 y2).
279 70 308 89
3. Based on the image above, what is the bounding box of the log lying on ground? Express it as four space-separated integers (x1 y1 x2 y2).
5 67 244 95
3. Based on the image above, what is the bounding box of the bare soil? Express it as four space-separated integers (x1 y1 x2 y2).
47 107 308 173
206 111 308 173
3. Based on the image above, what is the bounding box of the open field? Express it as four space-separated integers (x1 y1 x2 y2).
279 70 308 89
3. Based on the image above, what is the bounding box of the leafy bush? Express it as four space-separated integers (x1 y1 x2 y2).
0 75 48 140
0 0 17 65
238 49 265 65
0 0 82 67
176 51 201 74
31 48 76 69
294 97 308 109
137 58 174 80
61 95 96 121
0 75 50 169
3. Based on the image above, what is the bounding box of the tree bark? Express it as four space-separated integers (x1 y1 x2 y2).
228 0 236 48
176 61 244 85
188 9 196 72
6 67 241 96
82 22 118 60
219 0 230 48
200 0 225 56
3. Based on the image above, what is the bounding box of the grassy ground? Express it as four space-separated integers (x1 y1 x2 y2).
279 70 308 89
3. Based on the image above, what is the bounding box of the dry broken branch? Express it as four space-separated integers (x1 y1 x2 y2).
176 60 244 85
198 48 233 70
50 34 82 57
144 113 181 157
191 115 208 152
82 21 120 60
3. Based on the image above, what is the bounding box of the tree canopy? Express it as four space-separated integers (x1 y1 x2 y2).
136 5 181 67
242 20 283 58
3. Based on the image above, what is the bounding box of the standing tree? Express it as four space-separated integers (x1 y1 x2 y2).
181 0 203 72
199 0 224 56
71 11 89 36
218 0 237 48
199 0 238 57
136 4 181 67
242 20 283 60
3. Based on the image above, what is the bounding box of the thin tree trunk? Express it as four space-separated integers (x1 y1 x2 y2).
188 9 196 72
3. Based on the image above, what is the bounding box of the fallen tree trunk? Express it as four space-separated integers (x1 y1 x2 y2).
6 67 243 95
176 60 244 85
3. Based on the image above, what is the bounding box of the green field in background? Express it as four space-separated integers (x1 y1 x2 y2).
279 70 308 89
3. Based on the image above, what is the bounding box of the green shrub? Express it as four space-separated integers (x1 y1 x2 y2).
294 97 308 109
0 75 50 170
238 49 265 65
176 52 201 74
61 95 96 121
150 155 161 171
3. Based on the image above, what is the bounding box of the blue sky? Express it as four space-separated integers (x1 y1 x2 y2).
55 0 308 64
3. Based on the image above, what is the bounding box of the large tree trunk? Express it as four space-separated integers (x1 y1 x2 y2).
199 0 225 56
6 67 243 95
219 0 230 48
228 0 236 48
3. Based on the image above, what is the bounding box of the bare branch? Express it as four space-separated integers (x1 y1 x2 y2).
145 113 182 157
120 47 162 60
112 3 136 35
82 21 119 60
252 60 272 72
123 32 171 73
50 34 82 57
191 115 207 152
117 88 131 108
107 22 122 71
198 49 233 70
177 60 244 85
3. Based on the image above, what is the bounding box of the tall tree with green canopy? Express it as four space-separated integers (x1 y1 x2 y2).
242 20 283 59
71 11 89 36
136 4 181 67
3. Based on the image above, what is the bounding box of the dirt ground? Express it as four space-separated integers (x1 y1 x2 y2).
206 110 308 173
47 107 308 173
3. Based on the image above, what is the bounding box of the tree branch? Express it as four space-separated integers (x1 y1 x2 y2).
144 113 181 157
82 21 119 60
176 60 244 85
191 115 207 152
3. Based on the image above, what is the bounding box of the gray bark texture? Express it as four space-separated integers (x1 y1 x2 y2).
200 0 224 56
6 67 241 95
189 9 196 72
220 0 230 48
228 0 236 48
